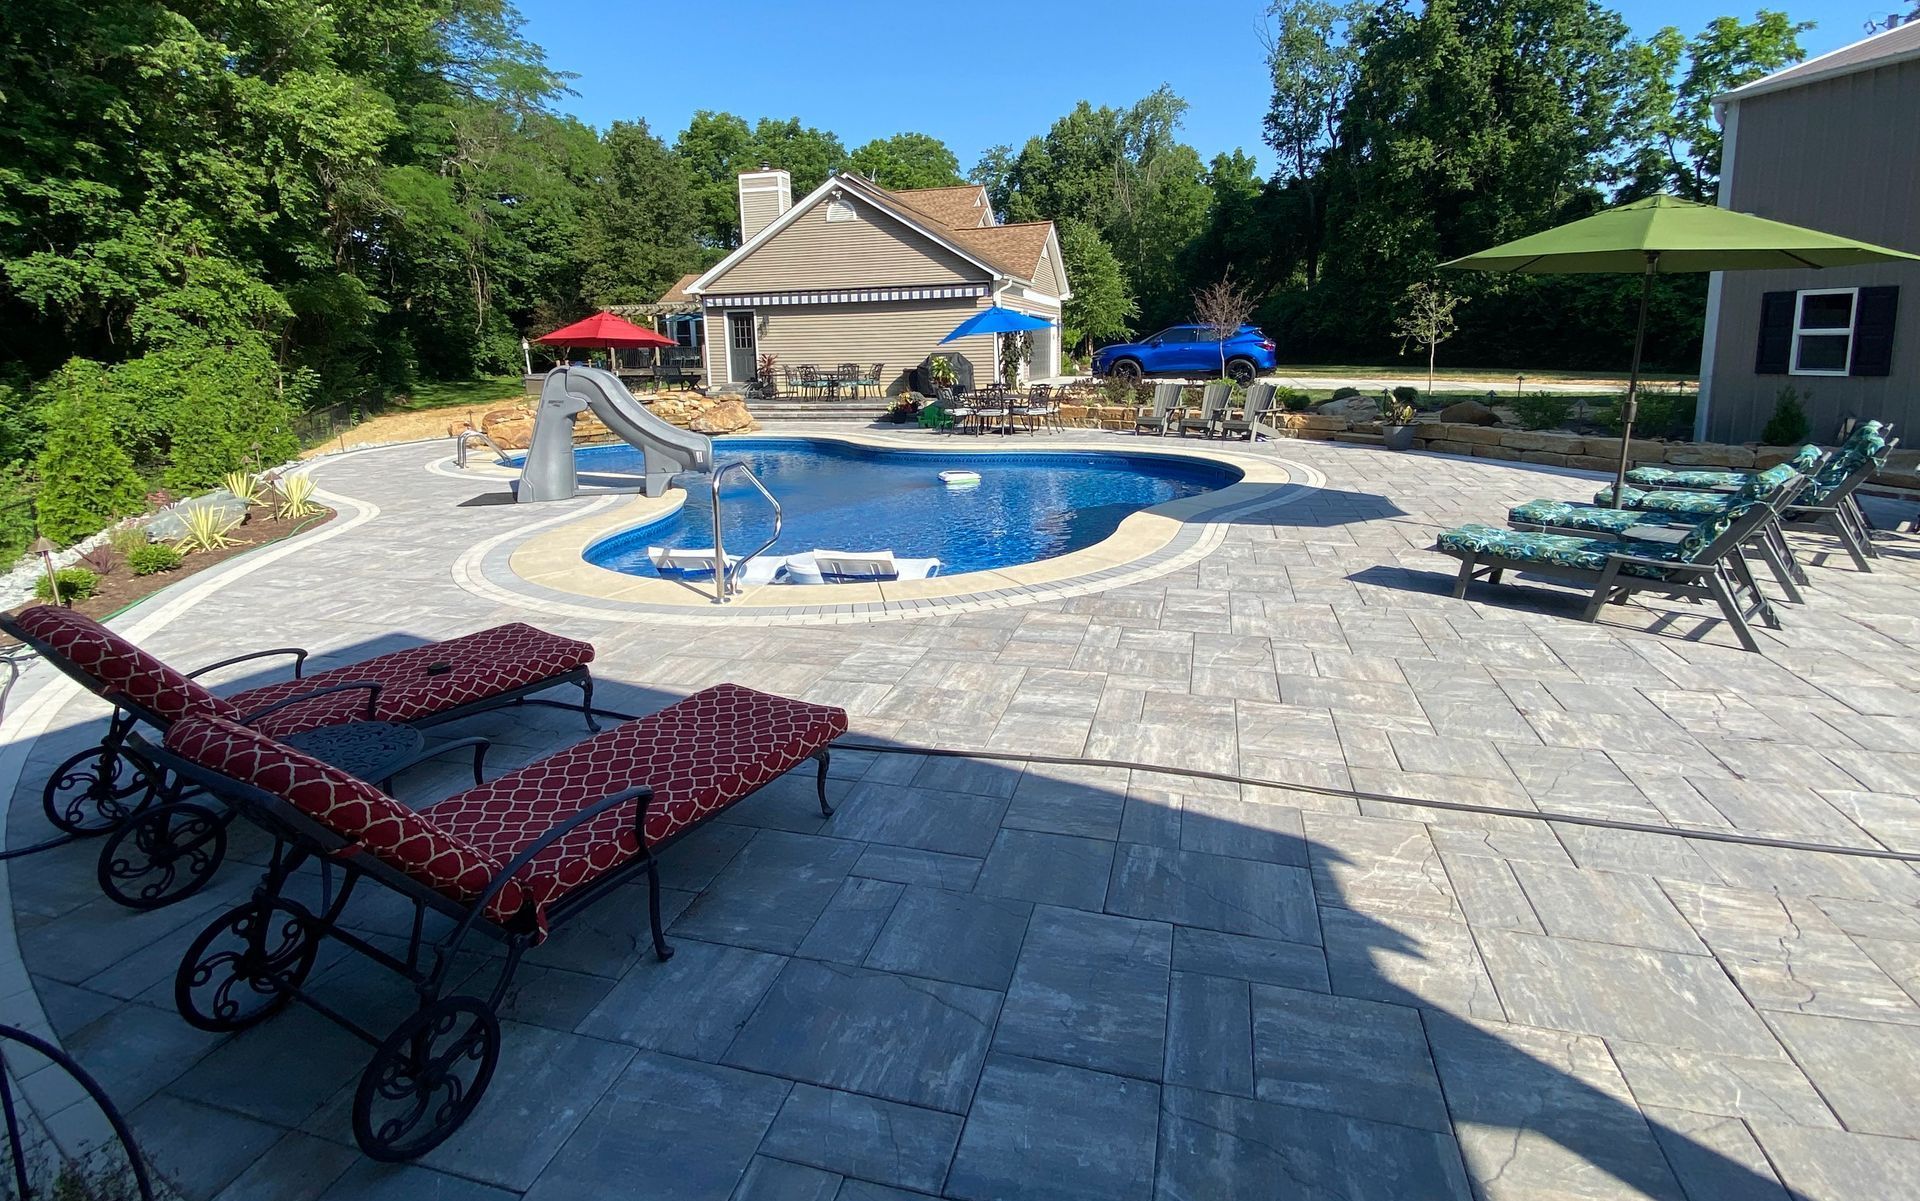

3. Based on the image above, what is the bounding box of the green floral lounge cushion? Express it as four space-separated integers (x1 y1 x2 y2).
1623 444 1821 489
1800 433 1888 506
1508 500 1696 537
1436 524 1692 579
1592 485 1741 516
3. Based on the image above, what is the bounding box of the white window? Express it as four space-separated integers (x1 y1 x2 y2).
825 196 857 222
1790 287 1858 376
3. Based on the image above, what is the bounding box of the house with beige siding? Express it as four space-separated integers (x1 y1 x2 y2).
1696 22 1920 442
683 169 1069 395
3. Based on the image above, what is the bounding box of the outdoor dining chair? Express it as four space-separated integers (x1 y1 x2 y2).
836 363 862 397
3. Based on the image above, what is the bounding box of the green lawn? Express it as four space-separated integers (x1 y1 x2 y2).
389 373 526 412
1271 363 1696 386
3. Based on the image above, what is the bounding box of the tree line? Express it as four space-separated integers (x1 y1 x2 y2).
0 0 1807 542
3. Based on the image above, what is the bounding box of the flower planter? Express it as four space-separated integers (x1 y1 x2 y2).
1381 424 1418 451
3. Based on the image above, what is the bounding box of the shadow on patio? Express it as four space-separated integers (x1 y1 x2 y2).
1 644 1820 1198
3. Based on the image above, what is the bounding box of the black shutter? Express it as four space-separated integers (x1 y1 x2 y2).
1754 291 1795 374
1850 286 1899 377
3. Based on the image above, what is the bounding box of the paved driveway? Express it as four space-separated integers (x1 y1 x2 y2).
4 428 1918 1199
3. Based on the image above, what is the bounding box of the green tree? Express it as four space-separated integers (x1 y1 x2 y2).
33 362 147 544
673 110 759 248
850 133 964 189
579 120 705 305
1261 0 1367 286
1620 13 1810 201
1057 221 1137 355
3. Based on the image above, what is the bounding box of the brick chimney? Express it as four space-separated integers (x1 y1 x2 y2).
737 164 792 243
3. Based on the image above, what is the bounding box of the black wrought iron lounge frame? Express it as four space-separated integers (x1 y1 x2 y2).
1445 499 1784 653
0 612 596 910
137 734 833 1161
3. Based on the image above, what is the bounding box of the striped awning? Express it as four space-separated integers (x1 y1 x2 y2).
700 283 990 307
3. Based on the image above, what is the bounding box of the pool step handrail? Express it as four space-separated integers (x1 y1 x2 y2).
711 462 783 603
453 426 509 468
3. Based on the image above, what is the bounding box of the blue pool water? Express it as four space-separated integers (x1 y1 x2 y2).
576 438 1238 579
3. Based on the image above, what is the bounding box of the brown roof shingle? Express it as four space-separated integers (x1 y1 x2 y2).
1722 22 1920 103
891 185 992 230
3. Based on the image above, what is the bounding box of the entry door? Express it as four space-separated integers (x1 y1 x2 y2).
727 310 757 383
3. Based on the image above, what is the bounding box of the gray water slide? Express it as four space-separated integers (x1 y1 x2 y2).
517 366 714 501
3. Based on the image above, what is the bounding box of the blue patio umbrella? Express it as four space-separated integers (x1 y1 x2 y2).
940 304 1055 386
938 304 1055 343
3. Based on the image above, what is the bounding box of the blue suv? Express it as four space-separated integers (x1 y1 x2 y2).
1092 324 1278 385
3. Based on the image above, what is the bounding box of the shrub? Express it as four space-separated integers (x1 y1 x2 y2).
78 545 120 577
1390 385 1419 406
1596 386 1698 440
1330 385 1361 400
0 464 36 565
222 470 267 505
33 373 148 545
1512 393 1574 431
1761 386 1812 445
173 502 243 552
275 475 324 520
107 525 151 556
1275 387 1311 411
148 342 304 492
128 542 184 575
34 566 99 604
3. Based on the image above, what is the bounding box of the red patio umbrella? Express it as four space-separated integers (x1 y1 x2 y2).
534 311 675 349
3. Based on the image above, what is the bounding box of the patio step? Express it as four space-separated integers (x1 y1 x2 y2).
751 400 889 422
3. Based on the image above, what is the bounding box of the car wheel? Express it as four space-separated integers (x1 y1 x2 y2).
1226 358 1256 385
1111 359 1143 384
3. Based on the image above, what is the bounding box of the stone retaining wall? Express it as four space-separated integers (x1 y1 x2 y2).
1051 402 1920 491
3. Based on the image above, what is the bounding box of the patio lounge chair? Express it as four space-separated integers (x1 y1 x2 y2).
147 682 848 1160
1779 429 1897 571
1435 497 1782 652
1624 443 1826 492
1218 382 1278 441
1135 381 1182 435
1178 382 1233 438
1512 464 1811 603
646 546 786 585
785 549 941 583
1 606 597 907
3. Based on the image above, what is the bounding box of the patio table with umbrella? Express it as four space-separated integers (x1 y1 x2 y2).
1443 195 1918 504
938 304 1057 435
535 311 676 379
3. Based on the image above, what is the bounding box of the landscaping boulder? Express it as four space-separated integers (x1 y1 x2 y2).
1438 400 1498 425
689 399 761 435
1584 437 1665 464
146 492 248 542
1441 423 1506 446
484 416 535 450
648 392 708 427
1315 396 1379 421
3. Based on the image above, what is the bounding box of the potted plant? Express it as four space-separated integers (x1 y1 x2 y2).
928 355 959 397
1378 389 1419 451
886 393 924 424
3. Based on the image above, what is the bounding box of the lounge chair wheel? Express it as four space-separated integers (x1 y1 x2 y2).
96 799 229 909
42 745 159 836
353 995 501 1162
175 899 320 1033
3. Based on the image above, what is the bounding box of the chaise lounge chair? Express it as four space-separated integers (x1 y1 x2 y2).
1778 428 1897 571
1623 442 1826 493
784 549 941 583
1177 382 1233 438
1514 463 1810 602
1134 381 1183 436
147 682 848 1160
1218 382 1278 441
1 607 597 907
1435 497 1782 652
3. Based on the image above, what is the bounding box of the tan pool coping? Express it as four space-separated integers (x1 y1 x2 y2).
450 429 1322 621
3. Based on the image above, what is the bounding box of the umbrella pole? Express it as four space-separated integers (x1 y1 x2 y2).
1609 255 1658 507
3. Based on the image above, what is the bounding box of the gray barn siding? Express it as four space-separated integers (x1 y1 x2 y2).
1704 61 1920 442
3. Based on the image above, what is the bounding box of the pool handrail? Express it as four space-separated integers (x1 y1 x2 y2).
711 462 783 603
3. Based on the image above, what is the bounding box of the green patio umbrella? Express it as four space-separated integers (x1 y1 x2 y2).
1442 195 1919 504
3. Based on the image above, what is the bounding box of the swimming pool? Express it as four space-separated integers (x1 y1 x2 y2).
576 438 1240 580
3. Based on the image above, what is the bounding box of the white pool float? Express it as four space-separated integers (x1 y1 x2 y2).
939 469 980 487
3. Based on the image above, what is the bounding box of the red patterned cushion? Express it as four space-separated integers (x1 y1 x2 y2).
13 606 241 723
423 683 848 934
233 623 594 737
163 714 529 926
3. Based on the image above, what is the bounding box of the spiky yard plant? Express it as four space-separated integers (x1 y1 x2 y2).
222 470 268 506
173 503 242 553
275 475 323 520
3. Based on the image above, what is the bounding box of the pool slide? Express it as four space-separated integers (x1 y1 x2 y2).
517 366 714 501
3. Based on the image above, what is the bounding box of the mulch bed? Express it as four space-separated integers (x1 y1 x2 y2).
1 505 337 645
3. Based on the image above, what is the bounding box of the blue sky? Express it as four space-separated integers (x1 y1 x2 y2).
515 0 1876 175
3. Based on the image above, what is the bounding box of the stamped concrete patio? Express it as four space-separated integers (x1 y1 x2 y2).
4 427 1920 1200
